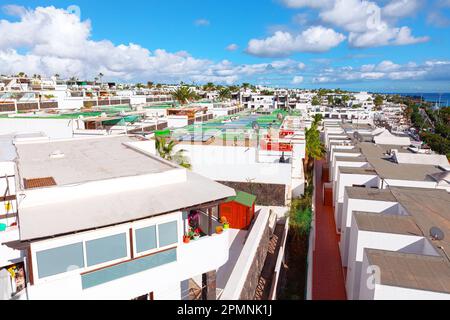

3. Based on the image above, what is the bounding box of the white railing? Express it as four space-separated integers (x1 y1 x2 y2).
305 161 317 300
220 208 270 300
268 217 289 300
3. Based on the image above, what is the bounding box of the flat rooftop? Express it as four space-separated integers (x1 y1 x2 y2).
354 211 422 236
335 156 367 163
345 186 397 202
18 170 236 240
15 136 175 188
359 142 445 181
389 187 450 256
366 249 450 294
339 167 377 175
332 147 360 154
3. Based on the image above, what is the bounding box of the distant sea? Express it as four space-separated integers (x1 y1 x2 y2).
394 93 450 107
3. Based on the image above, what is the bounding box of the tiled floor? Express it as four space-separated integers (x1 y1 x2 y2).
312 159 347 300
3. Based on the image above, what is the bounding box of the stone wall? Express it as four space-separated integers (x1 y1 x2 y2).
239 216 271 300
217 181 286 206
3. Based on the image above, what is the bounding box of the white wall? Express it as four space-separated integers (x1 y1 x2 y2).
0 118 82 139
59 97 84 110
346 218 432 299
359 250 450 300
220 208 271 300
340 197 398 267
174 145 292 186
167 116 189 128
373 284 450 300
26 213 230 300
0 229 22 268
334 173 379 231
130 96 147 105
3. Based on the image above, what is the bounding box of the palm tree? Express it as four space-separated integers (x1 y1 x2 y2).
98 72 104 86
218 87 231 101
304 118 325 176
312 114 323 127
241 83 251 90
203 82 216 92
342 95 350 106
155 137 191 169
328 95 334 106
172 86 196 105
229 85 240 93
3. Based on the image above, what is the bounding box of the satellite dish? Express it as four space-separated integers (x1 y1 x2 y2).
430 227 445 241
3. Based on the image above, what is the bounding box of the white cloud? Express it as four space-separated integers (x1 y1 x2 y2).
246 26 345 57
279 0 429 49
382 0 423 18
226 43 239 51
375 60 401 72
312 59 450 83
292 13 310 26
2 4 27 16
360 72 385 80
313 76 334 83
279 0 333 9
0 6 308 84
348 25 428 48
194 19 210 26
292 76 304 84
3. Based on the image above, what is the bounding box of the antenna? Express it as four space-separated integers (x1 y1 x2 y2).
430 227 445 241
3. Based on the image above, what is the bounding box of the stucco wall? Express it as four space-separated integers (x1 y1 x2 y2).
240 215 271 300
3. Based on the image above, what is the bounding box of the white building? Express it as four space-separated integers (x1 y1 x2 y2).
319 120 450 300
344 186 450 300
0 135 237 300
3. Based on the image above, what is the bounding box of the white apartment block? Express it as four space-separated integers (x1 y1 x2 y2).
0 135 237 300
322 120 450 300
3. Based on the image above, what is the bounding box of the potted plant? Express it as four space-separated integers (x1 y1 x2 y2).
193 232 200 241
183 234 191 244
221 216 230 230
216 226 223 234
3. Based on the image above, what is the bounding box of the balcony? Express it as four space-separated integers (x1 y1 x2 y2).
26 228 229 300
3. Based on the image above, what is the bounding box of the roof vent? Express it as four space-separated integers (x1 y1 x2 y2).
49 150 65 159
430 227 445 241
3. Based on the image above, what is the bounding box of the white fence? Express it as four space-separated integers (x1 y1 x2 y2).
268 217 289 300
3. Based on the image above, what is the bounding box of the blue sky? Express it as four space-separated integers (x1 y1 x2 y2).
0 0 450 92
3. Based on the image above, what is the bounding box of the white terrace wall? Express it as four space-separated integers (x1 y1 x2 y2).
340 197 399 267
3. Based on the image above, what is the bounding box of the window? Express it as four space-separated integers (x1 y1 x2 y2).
36 242 85 279
81 248 177 289
158 221 178 247
135 225 157 254
86 233 128 267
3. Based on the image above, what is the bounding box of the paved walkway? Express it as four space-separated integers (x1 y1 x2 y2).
312 159 347 300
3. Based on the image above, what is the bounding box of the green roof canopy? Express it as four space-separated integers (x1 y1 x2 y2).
225 191 256 208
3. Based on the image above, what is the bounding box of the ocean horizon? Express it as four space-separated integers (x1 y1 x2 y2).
386 92 450 107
